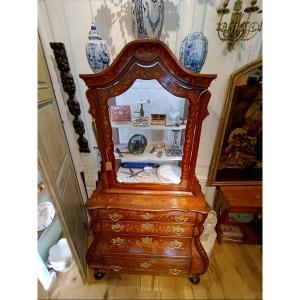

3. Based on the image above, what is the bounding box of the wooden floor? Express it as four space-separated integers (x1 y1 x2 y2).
49 242 262 300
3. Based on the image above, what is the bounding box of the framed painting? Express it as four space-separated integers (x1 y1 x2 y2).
208 59 262 185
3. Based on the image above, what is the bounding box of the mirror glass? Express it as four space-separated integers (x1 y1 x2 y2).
108 79 189 184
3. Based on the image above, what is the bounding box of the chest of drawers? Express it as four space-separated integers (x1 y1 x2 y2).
86 189 210 284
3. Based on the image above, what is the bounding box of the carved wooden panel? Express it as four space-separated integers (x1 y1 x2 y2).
50 42 90 153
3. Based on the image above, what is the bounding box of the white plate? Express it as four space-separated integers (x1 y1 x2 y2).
157 164 181 184
48 238 72 264
38 202 55 231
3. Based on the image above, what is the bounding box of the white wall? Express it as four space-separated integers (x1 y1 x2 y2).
38 0 262 206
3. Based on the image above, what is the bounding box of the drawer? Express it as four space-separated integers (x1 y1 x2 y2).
101 235 191 257
99 256 190 276
88 234 191 259
98 209 197 224
101 220 194 237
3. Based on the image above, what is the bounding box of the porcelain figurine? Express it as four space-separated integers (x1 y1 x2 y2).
131 0 164 39
86 23 110 73
179 32 208 73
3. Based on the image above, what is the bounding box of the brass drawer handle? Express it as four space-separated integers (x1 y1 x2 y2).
112 237 125 246
111 265 122 272
140 261 151 269
169 268 182 275
169 240 183 249
141 212 155 220
141 223 154 230
141 237 153 245
172 225 185 235
109 212 123 221
175 215 189 224
111 223 124 232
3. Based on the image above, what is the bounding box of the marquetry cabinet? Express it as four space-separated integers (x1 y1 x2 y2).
80 39 217 284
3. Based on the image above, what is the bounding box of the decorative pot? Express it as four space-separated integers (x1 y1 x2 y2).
131 0 164 39
86 23 110 73
179 32 208 73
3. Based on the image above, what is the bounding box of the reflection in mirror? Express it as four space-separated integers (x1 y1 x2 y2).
108 79 189 184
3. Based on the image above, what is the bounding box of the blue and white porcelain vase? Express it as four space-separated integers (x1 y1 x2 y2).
86 23 110 73
131 0 164 39
179 32 208 73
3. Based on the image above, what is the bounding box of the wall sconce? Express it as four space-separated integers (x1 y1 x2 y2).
216 0 262 51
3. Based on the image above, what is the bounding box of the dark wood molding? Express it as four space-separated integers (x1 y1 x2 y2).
50 42 90 153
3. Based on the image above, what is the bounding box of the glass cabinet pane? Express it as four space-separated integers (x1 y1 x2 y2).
108 79 189 184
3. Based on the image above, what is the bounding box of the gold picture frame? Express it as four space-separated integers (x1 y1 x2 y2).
208 59 262 186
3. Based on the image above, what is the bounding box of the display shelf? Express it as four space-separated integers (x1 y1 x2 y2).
111 121 186 130
114 143 182 162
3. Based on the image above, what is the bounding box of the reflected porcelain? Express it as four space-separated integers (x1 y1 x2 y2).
179 32 208 73
157 164 181 184
86 23 110 73
131 0 164 39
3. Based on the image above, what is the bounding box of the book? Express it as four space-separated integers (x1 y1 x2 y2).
220 224 243 237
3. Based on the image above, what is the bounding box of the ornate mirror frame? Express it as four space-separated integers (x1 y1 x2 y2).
80 39 216 193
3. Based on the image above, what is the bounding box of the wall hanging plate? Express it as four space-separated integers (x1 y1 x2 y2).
157 164 181 184
86 23 110 73
128 134 147 154
38 202 55 231
131 0 164 39
179 32 208 73
47 238 73 272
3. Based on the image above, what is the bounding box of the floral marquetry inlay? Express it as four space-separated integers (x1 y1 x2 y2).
82 39 216 281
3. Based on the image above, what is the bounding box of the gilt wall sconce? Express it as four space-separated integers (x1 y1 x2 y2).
216 0 262 51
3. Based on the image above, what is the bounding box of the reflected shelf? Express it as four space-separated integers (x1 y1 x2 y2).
111 122 186 130
114 143 182 162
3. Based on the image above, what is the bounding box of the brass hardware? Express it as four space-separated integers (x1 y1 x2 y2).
140 261 151 269
141 212 155 220
111 223 124 232
141 223 154 230
109 212 123 221
175 215 189 224
141 237 153 245
112 237 125 246
110 265 122 272
105 161 112 171
172 225 185 235
169 240 183 249
169 267 182 275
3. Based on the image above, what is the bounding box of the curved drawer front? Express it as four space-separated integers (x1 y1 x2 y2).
102 235 191 257
101 221 193 237
98 209 198 224
99 256 190 275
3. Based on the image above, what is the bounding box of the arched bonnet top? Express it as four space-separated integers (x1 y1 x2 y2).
79 39 217 89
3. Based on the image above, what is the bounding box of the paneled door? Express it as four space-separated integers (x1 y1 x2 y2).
38 36 87 282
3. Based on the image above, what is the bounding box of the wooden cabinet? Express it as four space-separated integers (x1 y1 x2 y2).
80 39 217 284
215 186 262 244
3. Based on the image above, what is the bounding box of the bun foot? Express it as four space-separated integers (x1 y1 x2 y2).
94 269 105 280
189 274 200 285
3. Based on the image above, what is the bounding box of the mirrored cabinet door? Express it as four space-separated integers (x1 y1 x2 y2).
108 79 189 184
